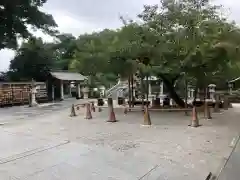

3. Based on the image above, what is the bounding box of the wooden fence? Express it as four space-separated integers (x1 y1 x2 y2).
0 82 48 107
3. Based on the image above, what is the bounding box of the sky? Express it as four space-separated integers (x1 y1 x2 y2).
0 0 240 72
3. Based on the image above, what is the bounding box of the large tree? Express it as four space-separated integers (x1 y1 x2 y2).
5 0 240 105
9 37 55 81
6 33 80 81
67 0 240 106
69 29 120 87
131 0 240 106
52 33 77 70
0 0 57 49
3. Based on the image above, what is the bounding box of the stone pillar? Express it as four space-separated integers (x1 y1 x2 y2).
197 88 201 99
190 89 194 98
187 88 191 98
160 81 163 95
60 80 64 100
229 87 233 95
133 88 136 98
69 83 72 97
77 83 81 98
228 83 233 95
149 83 152 96
29 85 38 107
52 85 55 101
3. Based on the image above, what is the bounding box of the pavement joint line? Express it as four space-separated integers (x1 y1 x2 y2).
138 164 159 180
213 135 240 180
2 129 56 142
0 140 70 164
0 146 46 164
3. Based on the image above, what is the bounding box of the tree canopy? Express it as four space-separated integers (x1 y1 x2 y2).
3 0 240 106
0 0 57 49
8 37 55 81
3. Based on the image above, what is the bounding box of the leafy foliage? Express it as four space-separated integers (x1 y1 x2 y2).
9 37 55 81
3 0 240 104
0 0 57 49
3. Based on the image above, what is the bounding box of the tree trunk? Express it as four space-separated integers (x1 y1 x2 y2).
184 79 188 106
140 72 144 110
184 78 189 115
128 76 131 109
160 74 185 108
131 74 134 107
194 81 199 101
146 74 149 102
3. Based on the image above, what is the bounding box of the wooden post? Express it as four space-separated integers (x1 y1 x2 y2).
143 105 151 126
191 106 199 127
214 94 220 113
60 80 64 100
107 98 117 122
224 95 228 110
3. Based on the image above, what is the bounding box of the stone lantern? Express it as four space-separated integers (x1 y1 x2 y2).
81 86 89 99
189 88 195 99
187 85 194 99
29 79 38 107
98 85 106 98
208 84 216 101
228 82 233 95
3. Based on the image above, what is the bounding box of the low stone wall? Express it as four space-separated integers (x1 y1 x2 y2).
228 95 240 103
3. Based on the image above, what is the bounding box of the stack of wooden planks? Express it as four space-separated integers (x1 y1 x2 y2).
0 82 48 107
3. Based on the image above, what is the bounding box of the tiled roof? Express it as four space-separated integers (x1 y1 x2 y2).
50 71 87 81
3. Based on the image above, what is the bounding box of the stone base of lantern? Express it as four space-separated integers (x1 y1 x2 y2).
83 92 89 99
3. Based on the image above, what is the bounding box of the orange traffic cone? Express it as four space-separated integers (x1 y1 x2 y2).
190 106 199 127
143 106 151 126
70 104 76 117
91 102 95 112
85 103 92 119
107 105 117 122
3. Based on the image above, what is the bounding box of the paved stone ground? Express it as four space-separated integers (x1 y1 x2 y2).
0 102 240 180
218 136 240 180
0 98 89 124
